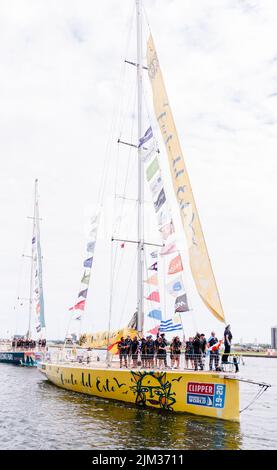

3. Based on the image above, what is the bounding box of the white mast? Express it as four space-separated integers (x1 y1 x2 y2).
136 0 144 336
27 179 37 339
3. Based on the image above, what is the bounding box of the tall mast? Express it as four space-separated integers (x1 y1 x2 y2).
27 179 37 339
136 0 144 336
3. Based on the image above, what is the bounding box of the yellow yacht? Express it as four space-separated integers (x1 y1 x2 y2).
40 0 269 421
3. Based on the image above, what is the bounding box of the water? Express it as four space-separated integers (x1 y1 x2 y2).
0 357 276 450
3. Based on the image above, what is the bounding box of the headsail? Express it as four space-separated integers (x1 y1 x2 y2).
147 35 225 323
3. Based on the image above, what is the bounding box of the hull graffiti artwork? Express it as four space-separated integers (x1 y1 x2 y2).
130 371 177 410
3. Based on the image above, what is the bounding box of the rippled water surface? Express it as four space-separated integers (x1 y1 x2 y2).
0 357 276 450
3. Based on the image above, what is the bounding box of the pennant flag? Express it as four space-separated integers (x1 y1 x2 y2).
144 274 158 286
148 309 162 321
174 293 189 313
166 276 185 297
150 251 158 258
208 339 223 352
72 313 82 321
121 243 125 248
87 241 96 253
168 255 183 275
146 291 160 303
160 242 177 256
89 227 97 239
107 341 120 355
148 262 158 271
173 312 182 324
157 205 170 227
147 325 160 335
154 188 166 213
139 126 153 148
81 273 91 285
90 215 99 226
146 157 159 181
84 257 93 268
69 299 86 311
142 145 156 163
160 318 182 332
159 220 175 240
150 172 163 198
78 288 88 299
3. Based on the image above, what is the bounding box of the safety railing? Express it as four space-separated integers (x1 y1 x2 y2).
42 348 243 374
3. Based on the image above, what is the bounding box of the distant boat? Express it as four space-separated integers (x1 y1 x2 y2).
40 0 270 420
0 179 46 366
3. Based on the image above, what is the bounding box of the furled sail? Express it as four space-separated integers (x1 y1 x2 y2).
79 328 138 353
32 180 46 335
147 35 225 323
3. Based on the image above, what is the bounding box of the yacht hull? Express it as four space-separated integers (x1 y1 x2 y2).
0 351 39 367
42 363 240 421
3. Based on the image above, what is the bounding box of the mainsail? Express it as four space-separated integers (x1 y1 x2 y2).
147 35 225 323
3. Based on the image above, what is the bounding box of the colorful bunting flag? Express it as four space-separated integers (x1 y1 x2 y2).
173 312 182 324
154 188 166 213
146 157 159 181
144 274 158 286
157 205 170 227
87 241 96 252
174 293 189 313
148 262 158 271
150 172 163 197
159 220 175 240
168 255 183 275
142 145 156 163
90 215 98 226
83 257 93 268
160 242 177 256
69 299 86 311
160 318 182 332
146 291 160 303
139 126 153 148
166 276 185 297
81 273 91 285
78 288 88 299
147 325 160 335
148 309 162 321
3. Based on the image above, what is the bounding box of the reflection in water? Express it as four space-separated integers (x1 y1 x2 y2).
40 379 241 450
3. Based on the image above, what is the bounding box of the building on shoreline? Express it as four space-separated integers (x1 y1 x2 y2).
271 326 277 350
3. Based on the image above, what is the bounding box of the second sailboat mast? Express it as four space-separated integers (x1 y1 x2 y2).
136 0 144 336
27 179 38 339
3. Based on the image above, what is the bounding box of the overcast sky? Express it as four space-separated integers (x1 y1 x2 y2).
0 0 276 343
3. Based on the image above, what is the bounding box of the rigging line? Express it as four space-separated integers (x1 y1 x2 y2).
111 92 137 289
106 235 116 359
118 4 136 137
97 4 135 208
240 384 270 414
119 250 137 327
109 154 136 333
113 82 136 234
